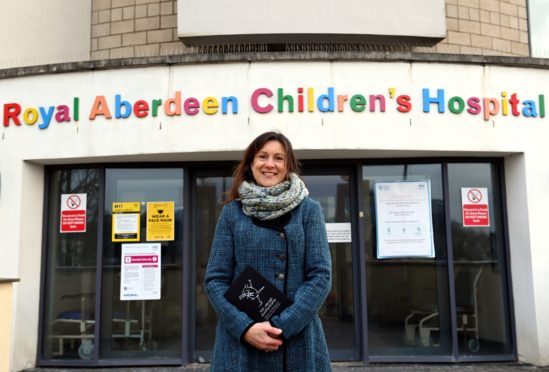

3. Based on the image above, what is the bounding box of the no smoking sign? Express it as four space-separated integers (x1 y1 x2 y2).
60 193 87 233
467 189 482 203
461 188 490 227
66 194 82 209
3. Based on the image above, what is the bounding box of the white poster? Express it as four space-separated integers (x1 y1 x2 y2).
113 213 140 240
375 180 435 258
325 223 352 243
120 243 161 301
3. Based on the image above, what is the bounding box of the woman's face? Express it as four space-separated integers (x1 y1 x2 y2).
251 140 288 187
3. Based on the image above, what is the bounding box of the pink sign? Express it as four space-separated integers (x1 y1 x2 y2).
129 255 158 263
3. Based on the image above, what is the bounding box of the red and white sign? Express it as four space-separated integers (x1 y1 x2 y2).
60 193 87 233
461 188 490 227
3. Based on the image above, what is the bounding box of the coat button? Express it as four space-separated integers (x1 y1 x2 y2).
277 254 286 261
277 273 285 280
279 232 286 239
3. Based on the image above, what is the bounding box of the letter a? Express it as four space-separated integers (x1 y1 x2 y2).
89 95 112 120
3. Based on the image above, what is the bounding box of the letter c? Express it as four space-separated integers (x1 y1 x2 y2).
251 88 273 113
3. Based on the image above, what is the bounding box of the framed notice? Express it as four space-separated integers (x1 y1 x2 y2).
375 180 435 259
112 202 141 242
120 243 161 301
146 201 175 241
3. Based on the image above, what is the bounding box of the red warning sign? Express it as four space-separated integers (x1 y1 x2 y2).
60 193 87 233
461 188 490 227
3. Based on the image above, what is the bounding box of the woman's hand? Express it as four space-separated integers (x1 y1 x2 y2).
243 321 283 352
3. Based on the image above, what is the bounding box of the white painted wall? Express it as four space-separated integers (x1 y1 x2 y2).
0 0 91 69
0 61 548 368
504 154 539 363
13 163 44 371
178 0 446 42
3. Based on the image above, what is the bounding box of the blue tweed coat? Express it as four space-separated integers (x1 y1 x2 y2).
205 197 332 372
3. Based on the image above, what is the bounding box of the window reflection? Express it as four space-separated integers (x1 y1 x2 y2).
194 175 232 362
303 174 357 360
529 0 549 58
43 169 100 360
448 163 512 355
101 169 183 359
362 164 451 356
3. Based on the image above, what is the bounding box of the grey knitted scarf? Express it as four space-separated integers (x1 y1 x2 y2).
238 173 309 220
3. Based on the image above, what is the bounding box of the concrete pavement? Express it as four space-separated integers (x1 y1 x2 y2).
24 362 549 372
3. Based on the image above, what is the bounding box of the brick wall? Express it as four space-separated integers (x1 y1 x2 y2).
90 0 530 59
91 0 187 60
415 0 529 56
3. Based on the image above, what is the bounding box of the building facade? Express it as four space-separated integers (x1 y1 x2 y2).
1 0 548 370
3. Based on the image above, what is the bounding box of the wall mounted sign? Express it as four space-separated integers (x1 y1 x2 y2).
1 88 546 130
60 193 87 233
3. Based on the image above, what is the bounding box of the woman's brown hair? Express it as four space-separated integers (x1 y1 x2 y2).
226 131 301 202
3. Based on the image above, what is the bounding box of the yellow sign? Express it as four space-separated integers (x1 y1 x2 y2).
147 201 175 241
113 202 141 213
112 202 141 242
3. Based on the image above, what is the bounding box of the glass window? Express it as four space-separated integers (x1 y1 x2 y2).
193 174 232 362
40 160 515 365
529 0 549 58
447 163 513 356
42 168 100 360
362 164 451 356
100 168 184 360
303 174 357 360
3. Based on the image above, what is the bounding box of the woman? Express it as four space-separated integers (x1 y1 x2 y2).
205 131 332 371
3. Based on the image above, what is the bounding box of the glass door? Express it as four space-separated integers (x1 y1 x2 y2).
447 162 513 358
302 167 360 361
101 168 184 360
42 168 101 362
191 169 233 362
191 166 361 361
361 161 514 361
362 164 451 358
